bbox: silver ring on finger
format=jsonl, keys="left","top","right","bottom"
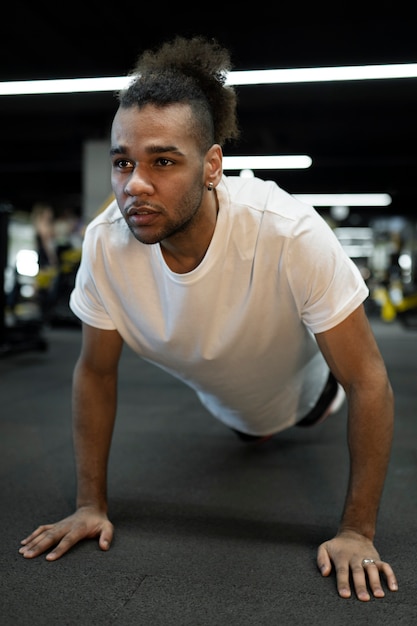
{"left": 362, "top": 558, "right": 376, "bottom": 567}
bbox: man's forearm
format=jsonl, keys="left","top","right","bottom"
{"left": 72, "top": 361, "right": 118, "bottom": 511}
{"left": 339, "top": 382, "right": 394, "bottom": 539}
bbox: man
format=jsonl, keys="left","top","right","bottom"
{"left": 19, "top": 36, "right": 398, "bottom": 602}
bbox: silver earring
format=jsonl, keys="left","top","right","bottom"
{"left": 207, "top": 182, "right": 214, "bottom": 191}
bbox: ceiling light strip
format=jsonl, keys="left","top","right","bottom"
{"left": 223, "top": 155, "right": 312, "bottom": 169}
{"left": 228, "top": 63, "right": 417, "bottom": 86}
{"left": 293, "top": 193, "right": 392, "bottom": 207}
{"left": 1, "top": 63, "right": 417, "bottom": 95}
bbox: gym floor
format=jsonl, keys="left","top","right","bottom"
{"left": 1, "top": 316, "right": 416, "bottom": 625}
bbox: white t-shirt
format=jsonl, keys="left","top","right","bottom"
{"left": 70, "top": 175, "right": 368, "bottom": 435}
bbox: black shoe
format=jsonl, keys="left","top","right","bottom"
{"left": 231, "top": 429, "right": 274, "bottom": 444}
{"left": 297, "top": 372, "right": 344, "bottom": 427}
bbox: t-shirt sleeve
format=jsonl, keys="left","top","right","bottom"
{"left": 69, "top": 226, "right": 117, "bottom": 330}
{"left": 286, "top": 212, "right": 369, "bottom": 334}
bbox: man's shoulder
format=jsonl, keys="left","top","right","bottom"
{"left": 85, "top": 198, "right": 123, "bottom": 234}
{"left": 222, "top": 174, "right": 277, "bottom": 199}
{"left": 222, "top": 175, "right": 314, "bottom": 219}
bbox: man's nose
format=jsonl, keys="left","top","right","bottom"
{"left": 124, "top": 168, "right": 153, "bottom": 196}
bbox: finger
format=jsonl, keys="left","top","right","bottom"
{"left": 352, "top": 559, "right": 395, "bottom": 601}
{"left": 98, "top": 523, "right": 114, "bottom": 552}
{"left": 366, "top": 561, "right": 398, "bottom": 598}
{"left": 359, "top": 561, "right": 385, "bottom": 599}
{"left": 20, "top": 524, "right": 54, "bottom": 545}
{"left": 316, "top": 544, "right": 332, "bottom": 577}
{"left": 45, "top": 534, "right": 80, "bottom": 561}
{"left": 349, "top": 564, "right": 372, "bottom": 602}
{"left": 19, "top": 527, "right": 66, "bottom": 559}
{"left": 335, "top": 563, "right": 353, "bottom": 599}
{"left": 378, "top": 561, "right": 399, "bottom": 592}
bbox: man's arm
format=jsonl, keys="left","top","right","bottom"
{"left": 315, "top": 304, "right": 398, "bottom": 601}
{"left": 19, "top": 323, "right": 123, "bottom": 560}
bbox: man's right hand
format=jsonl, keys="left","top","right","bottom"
{"left": 19, "top": 506, "right": 114, "bottom": 560}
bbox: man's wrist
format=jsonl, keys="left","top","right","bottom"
{"left": 337, "top": 524, "right": 376, "bottom": 541}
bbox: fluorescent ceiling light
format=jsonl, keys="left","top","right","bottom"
{"left": 0, "top": 76, "right": 129, "bottom": 96}
{"left": 223, "top": 155, "right": 312, "bottom": 170}
{"left": 1, "top": 62, "right": 417, "bottom": 95}
{"left": 227, "top": 63, "right": 417, "bottom": 86}
{"left": 293, "top": 193, "right": 392, "bottom": 207}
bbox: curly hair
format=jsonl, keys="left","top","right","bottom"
{"left": 118, "top": 36, "right": 240, "bottom": 151}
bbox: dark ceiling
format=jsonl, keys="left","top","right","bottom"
{"left": 1, "top": 2, "right": 416, "bottom": 223}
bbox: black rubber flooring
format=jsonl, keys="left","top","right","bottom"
{"left": 1, "top": 317, "right": 416, "bottom": 625}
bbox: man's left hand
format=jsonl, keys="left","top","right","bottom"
{"left": 317, "top": 529, "right": 398, "bottom": 601}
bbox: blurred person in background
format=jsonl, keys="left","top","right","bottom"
{"left": 49, "top": 207, "right": 84, "bottom": 324}
{"left": 31, "top": 202, "right": 58, "bottom": 320}
{"left": 31, "top": 202, "right": 57, "bottom": 269}
{"left": 20, "top": 36, "right": 398, "bottom": 602}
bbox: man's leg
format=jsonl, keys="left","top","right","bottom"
{"left": 231, "top": 371, "right": 345, "bottom": 443}
{"left": 296, "top": 372, "right": 345, "bottom": 427}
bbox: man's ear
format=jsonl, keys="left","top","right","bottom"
{"left": 205, "top": 144, "right": 223, "bottom": 188}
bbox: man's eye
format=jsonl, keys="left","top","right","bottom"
{"left": 157, "top": 158, "right": 173, "bottom": 166}
{"left": 115, "top": 159, "right": 132, "bottom": 169}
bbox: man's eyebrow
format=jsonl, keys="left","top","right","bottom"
{"left": 146, "top": 144, "right": 184, "bottom": 156}
{"left": 109, "top": 144, "right": 185, "bottom": 157}
{"left": 110, "top": 145, "right": 125, "bottom": 157}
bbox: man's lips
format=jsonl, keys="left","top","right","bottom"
{"left": 127, "top": 205, "right": 159, "bottom": 226}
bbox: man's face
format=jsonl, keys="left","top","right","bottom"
{"left": 110, "top": 103, "right": 209, "bottom": 246}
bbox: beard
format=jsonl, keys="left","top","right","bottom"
{"left": 123, "top": 181, "right": 206, "bottom": 246}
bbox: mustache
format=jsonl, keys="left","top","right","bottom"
{"left": 126, "top": 201, "right": 162, "bottom": 215}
